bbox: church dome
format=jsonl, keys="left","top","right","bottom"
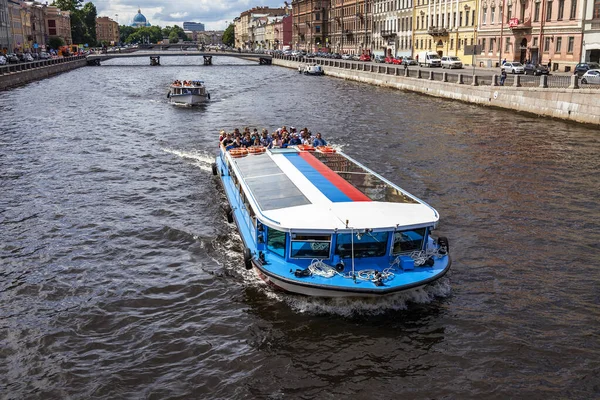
{"left": 131, "top": 9, "right": 150, "bottom": 27}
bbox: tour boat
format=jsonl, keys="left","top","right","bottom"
{"left": 167, "top": 80, "right": 210, "bottom": 106}
{"left": 213, "top": 142, "right": 451, "bottom": 297}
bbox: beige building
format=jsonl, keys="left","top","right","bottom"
{"left": 96, "top": 16, "right": 118, "bottom": 45}
{"left": 413, "top": 0, "right": 479, "bottom": 65}
{"left": 45, "top": 5, "right": 71, "bottom": 46}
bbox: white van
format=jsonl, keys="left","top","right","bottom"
{"left": 417, "top": 51, "right": 442, "bottom": 67}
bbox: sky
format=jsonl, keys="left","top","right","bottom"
{"left": 91, "top": 0, "right": 287, "bottom": 31}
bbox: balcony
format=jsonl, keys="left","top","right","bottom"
{"left": 344, "top": 29, "right": 353, "bottom": 36}
{"left": 381, "top": 29, "right": 397, "bottom": 38}
{"left": 427, "top": 27, "right": 448, "bottom": 36}
{"left": 509, "top": 17, "right": 532, "bottom": 30}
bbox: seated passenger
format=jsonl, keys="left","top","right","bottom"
{"left": 271, "top": 132, "right": 283, "bottom": 148}
{"left": 302, "top": 133, "right": 312, "bottom": 146}
{"left": 312, "top": 132, "right": 327, "bottom": 147}
{"left": 260, "top": 129, "right": 272, "bottom": 147}
{"left": 288, "top": 133, "right": 302, "bottom": 145}
{"left": 219, "top": 130, "right": 227, "bottom": 142}
{"left": 221, "top": 133, "right": 234, "bottom": 147}
{"left": 242, "top": 133, "right": 253, "bottom": 147}
{"left": 229, "top": 136, "right": 244, "bottom": 149}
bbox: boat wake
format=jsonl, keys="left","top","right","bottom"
{"left": 259, "top": 279, "right": 451, "bottom": 316}
{"left": 162, "top": 148, "right": 215, "bottom": 173}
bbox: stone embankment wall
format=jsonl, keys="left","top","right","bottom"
{"left": 275, "top": 58, "right": 600, "bottom": 126}
{"left": 0, "top": 57, "right": 87, "bottom": 91}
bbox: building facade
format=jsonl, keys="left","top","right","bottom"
{"left": 328, "top": 0, "right": 372, "bottom": 55}
{"left": 373, "top": 0, "right": 414, "bottom": 57}
{"left": 273, "top": 15, "right": 292, "bottom": 49}
{"left": 235, "top": 7, "right": 288, "bottom": 50}
{"left": 183, "top": 21, "right": 205, "bottom": 31}
{"left": 413, "top": 0, "right": 478, "bottom": 65}
{"left": 477, "top": 0, "right": 583, "bottom": 71}
{"left": 45, "top": 5, "right": 72, "bottom": 46}
{"left": 130, "top": 8, "right": 150, "bottom": 27}
{"left": 0, "top": 0, "right": 9, "bottom": 52}
{"left": 292, "top": 0, "right": 330, "bottom": 52}
{"left": 96, "top": 16, "right": 119, "bottom": 45}
{"left": 581, "top": 0, "right": 600, "bottom": 62}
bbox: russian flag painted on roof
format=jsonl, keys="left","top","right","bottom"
{"left": 283, "top": 152, "right": 371, "bottom": 203}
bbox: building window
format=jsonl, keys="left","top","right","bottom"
{"left": 458, "top": 38, "right": 462, "bottom": 50}
{"left": 570, "top": 0, "right": 577, "bottom": 19}
{"left": 459, "top": 11, "right": 463, "bottom": 26}
{"left": 490, "top": 38, "right": 494, "bottom": 52}
{"left": 547, "top": 1, "right": 553, "bottom": 20}
{"left": 473, "top": 10, "right": 476, "bottom": 25}
{"left": 594, "top": 0, "right": 600, "bottom": 18}
{"left": 558, "top": 0, "right": 565, "bottom": 19}
{"left": 533, "top": 37, "right": 539, "bottom": 47}
{"left": 507, "top": 4, "right": 513, "bottom": 20}
{"left": 316, "top": 12, "right": 321, "bottom": 21}
{"left": 567, "top": 36, "right": 574, "bottom": 52}
{"left": 483, "top": 7, "right": 487, "bottom": 24}
{"left": 482, "top": 38, "right": 486, "bottom": 52}
{"left": 544, "top": 37, "right": 551, "bottom": 52}
{"left": 555, "top": 36, "right": 562, "bottom": 53}
{"left": 450, "top": 38, "right": 454, "bottom": 49}
{"left": 505, "top": 37, "right": 511, "bottom": 52}
{"left": 534, "top": 2, "right": 541, "bottom": 21}
{"left": 465, "top": 11, "right": 469, "bottom": 26}
{"left": 316, "top": 25, "right": 321, "bottom": 33}
{"left": 491, "top": 7, "right": 496, "bottom": 23}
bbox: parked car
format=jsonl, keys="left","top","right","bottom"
{"left": 6, "top": 53, "right": 19, "bottom": 63}
{"left": 39, "top": 52, "right": 50, "bottom": 60}
{"left": 417, "top": 51, "right": 442, "bottom": 67}
{"left": 580, "top": 69, "right": 600, "bottom": 84}
{"left": 373, "top": 55, "right": 386, "bottom": 63}
{"left": 359, "top": 54, "right": 371, "bottom": 62}
{"left": 573, "top": 62, "right": 600, "bottom": 76}
{"left": 502, "top": 62, "right": 525, "bottom": 74}
{"left": 385, "top": 56, "right": 395, "bottom": 64}
{"left": 392, "top": 57, "right": 403, "bottom": 65}
{"left": 19, "top": 53, "right": 34, "bottom": 62}
{"left": 441, "top": 56, "right": 463, "bottom": 69}
{"left": 401, "top": 56, "right": 417, "bottom": 65}
{"left": 0, "top": 55, "right": 6, "bottom": 65}
{"left": 341, "top": 53, "right": 352, "bottom": 60}
{"left": 524, "top": 63, "right": 549, "bottom": 76}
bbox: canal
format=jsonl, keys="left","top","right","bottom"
{"left": 1, "top": 56, "right": 599, "bottom": 399}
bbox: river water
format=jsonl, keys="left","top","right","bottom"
{"left": 1, "top": 56, "right": 599, "bottom": 399}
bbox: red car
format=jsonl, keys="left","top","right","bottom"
{"left": 385, "top": 56, "right": 395, "bottom": 64}
{"left": 392, "top": 57, "right": 403, "bottom": 65}
{"left": 359, "top": 54, "right": 371, "bottom": 62}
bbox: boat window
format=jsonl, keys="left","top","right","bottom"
{"left": 267, "top": 226, "right": 286, "bottom": 258}
{"left": 290, "top": 234, "right": 331, "bottom": 258}
{"left": 392, "top": 228, "right": 427, "bottom": 254}
{"left": 335, "top": 232, "right": 389, "bottom": 258}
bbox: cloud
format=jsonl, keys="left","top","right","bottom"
{"left": 95, "top": 0, "right": 286, "bottom": 30}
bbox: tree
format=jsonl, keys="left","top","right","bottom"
{"left": 50, "top": 0, "right": 83, "bottom": 12}
{"left": 168, "top": 31, "right": 179, "bottom": 44}
{"left": 80, "top": 2, "right": 98, "bottom": 45}
{"left": 48, "top": 36, "right": 65, "bottom": 50}
{"left": 222, "top": 24, "right": 234, "bottom": 47}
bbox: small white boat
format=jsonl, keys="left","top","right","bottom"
{"left": 213, "top": 140, "right": 451, "bottom": 298}
{"left": 167, "top": 80, "right": 210, "bottom": 106}
{"left": 299, "top": 63, "right": 324, "bottom": 76}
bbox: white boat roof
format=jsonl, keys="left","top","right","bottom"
{"left": 227, "top": 148, "right": 439, "bottom": 233}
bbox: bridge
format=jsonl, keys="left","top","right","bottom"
{"left": 86, "top": 50, "right": 272, "bottom": 66}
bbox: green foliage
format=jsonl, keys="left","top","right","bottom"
{"left": 48, "top": 36, "right": 65, "bottom": 50}
{"left": 50, "top": 0, "right": 83, "bottom": 11}
{"left": 124, "top": 26, "right": 163, "bottom": 44}
{"left": 222, "top": 24, "right": 234, "bottom": 47}
{"left": 168, "top": 31, "right": 179, "bottom": 44}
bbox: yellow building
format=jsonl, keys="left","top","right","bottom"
{"left": 413, "top": 0, "right": 478, "bottom": 65}
{"left": 96, "top": 16, "right": 119, "bottom": 45}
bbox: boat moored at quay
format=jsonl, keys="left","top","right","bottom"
{"left": 167, "top": 80, "right": 210, "bottom": 106}
{"left": 213, "top": 141, "right": 451, "bottom": 297}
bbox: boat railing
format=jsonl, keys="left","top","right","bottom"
{"left": 340, "top": 151, "right": 439, "bottom": 219}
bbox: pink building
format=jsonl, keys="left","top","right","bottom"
{"left": 477, "top": 0, "right": 583, "bottom": 72}
{"left": 274, "top": 15, "right": 292, "bottom": 49}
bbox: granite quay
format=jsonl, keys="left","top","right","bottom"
{"left": 0, "top": 56, "right": 87, "bottom": 91}
{"left": 273, "top": 55, "right": 600, "bottom": 126}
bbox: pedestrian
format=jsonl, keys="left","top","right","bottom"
{"left": 500, "top": 69, "right": 507, "bottom": 86}
{"left": 502, "top": 58, "right": 506, "bottom": 65}
{"left": 547, "top": 59, "right": 552, "bottom": 69}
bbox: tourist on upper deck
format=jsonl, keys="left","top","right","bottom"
{"left": 219, "top": 130, "right": 227, "bottom": 142}
{"left": 271, "top": 132, "right": 283, "bottom": 148}
{"left": 288, "top": 133, "right": 302, "bottom": 145}
{"left": 230, "top": 136, "right": 244, "bottom": 149}
{"left": 233, "top": 128, "right": 241, "bottom": 137}
{"left": 313, "top": 132, "right": 327, "bottom": 147}
{"left": 260, "top": 129, "right": 272, "bottom": 147}
{"left": 221, "top": 133, "right": 234, "bottom": 146}
{"left": 302, "top": 132, "right": 312, "bottom": 146}
{"left": 242, "top": 133, "right": 253, "bottom": 147}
